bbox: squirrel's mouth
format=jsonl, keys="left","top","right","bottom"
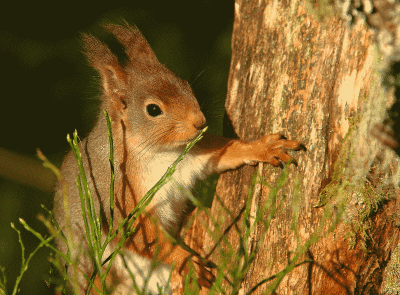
{"left": 165, "top": 125, "right": 206, "bottom": 148}
{"left": 174, "top": 132, "right": 202, "bottom": 147}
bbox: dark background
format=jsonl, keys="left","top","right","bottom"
{"left": 0, "top": 1, "right": 233, "bottom": 294}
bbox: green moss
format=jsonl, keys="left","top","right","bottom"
{"left": 343, "top": 181, "right": 387, "bottom": 250}
{"left": 314, "top": 114, "right": 361, "bottom": 208}
{"left": 312, "top": 111, "right": 391, "bottom": 250}
{"left": 313, "top": 98, "right": 397, "bottom": 250}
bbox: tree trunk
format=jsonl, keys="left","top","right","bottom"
{"left": 190, "top": 0, "right": 400, "bottom": 294}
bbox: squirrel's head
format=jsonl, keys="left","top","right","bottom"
{"left": 83, "top": 23, "right": 206, "bottom": 152}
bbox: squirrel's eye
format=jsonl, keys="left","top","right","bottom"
{"left": 146, "top": 104, "right": 163, "bottom": 117}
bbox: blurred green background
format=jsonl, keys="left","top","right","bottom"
{"left": 0, "top": 1, "right": 233, "bottom": 294}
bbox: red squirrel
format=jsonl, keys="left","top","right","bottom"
{"left": 54, "top": 23, "right": 304, "bottom": 294}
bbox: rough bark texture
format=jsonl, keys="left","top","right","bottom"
{"left": 190, "top": 0, "right": 400, "bottom": 294}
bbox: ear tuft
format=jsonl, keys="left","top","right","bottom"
{"left": 83, "top": 33, "right": 127, "bottom": 104}
{"left": 83, "top": 34, "right": 115, "bottom": 69}
{"left": 104, "top": 23, "right": 159, "bottom": 66}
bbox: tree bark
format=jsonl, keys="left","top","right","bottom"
{"left": 191, "top": 0, "right": 400, "bottom": 294}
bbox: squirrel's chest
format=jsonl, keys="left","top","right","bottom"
{"left": 144, "top": 152, "right": 204, "bottom": 188}
{"left": 138, "top": 151, "right": 208, "bottom": 232}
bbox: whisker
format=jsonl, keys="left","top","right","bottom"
{"left": 131, "top": 126, "right": 174, "bottom": 160}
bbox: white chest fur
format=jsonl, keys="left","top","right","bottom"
{"left": 139, "top": 149, "right": 208, "bottom": 232}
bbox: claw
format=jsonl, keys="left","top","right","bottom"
{"left": 269, "top": 156, "right": 283, "bottom": 167}
{"left": 197, "top": 267, "right": 215, "bottom": 289}
{"left": 281, "top": 139, "right": 303, "bottom": 150}
{"left": 182, "top": 255, "right": 216, "bottom": 289}
{"left": 261, "top": 134, "right": 285, "bottom": 144}
{"left": 298, "top": 143, "right": 307, "bottom": 151}
{"left": 193, "top": 257, "right": 217, "bottom": 269}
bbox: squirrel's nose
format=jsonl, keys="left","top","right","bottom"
{"left": 193, "top": 113, "right": 207, "bottom": 130}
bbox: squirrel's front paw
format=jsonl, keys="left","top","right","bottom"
{"left": 246, "top": 134, "right": 306, "bottom": 168}
{"left": 177, "top": 255, "right": 215, "bottom": 289}
{"left": 191, "top": 256, "right": 215, "bottom": 288}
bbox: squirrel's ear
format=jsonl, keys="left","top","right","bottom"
{"left": 83, "top": 34, "right": 127, "bottom": 107}
{"left": 105, "top": 23, "right": 159, "bottom": 65}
